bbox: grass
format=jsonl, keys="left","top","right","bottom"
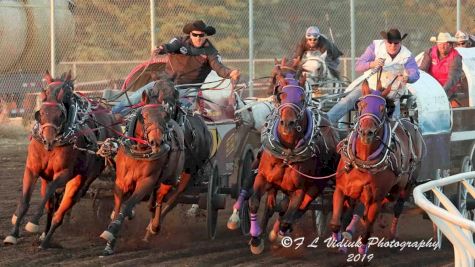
{"left": 0, "top": 118, "right": 30, "bottom": 145}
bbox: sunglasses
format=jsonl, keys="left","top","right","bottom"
{"left": 307, "top": 38, "right": 317, "bottom": 42}
{"left": 456, "top": 42, "right": 467, "bottom": 46}
{"left": 191, "top": 32, "right": 206, "bottom": 38}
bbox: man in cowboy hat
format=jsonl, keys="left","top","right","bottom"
{"left": 327, "top": 28, "right": 419, "bottom": 123}
{"left": 420, "top": 32, "right": 463, "bottom": 106}
{"left": 292, "top": 26, "right": 343, "bottom": 78}
{"left": 153, "top": 20, "right": 240, "bottom": 85}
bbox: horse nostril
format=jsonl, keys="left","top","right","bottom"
{"left": 280, "top": 120, "right": 284, "bottom": 126}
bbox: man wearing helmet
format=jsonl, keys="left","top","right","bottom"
{"left": 292, "top": 26, "right": 343, "bottom": 78}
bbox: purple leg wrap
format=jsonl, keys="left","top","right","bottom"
{"left": 250, "top": 213, "right": 261, "bottom": 237}
{"left": 233, "top": 189, "right": 248, "bottom": 211}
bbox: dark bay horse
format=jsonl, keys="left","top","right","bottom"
{"left": 329, "top": 79, "right": 424, "bottom": 254}
{"left": 4, "top": 71, "right": 120, "bottom": 248}
{"left": 247, "top": 60, "right": 339, "bottom": 254}
{"left": 100, "top": 89, "right": 186, "bottom": 255}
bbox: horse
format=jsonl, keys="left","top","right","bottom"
{"left": 3, "top": 71, "right": 120, "bottom": 248}
{"left": 246, "top": 59, "right": 339, "bottom": 254}
{"left": 329, "top": 79, "right": 425, "bottom": 254}
{"left": 99, "top": 89, "right": 186, "bottom": 255}
{"left": 299, "top": 50, "right": 346, "bottom": 99}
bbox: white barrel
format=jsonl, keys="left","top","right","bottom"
{"left": 5, "top": 0, "right": 75, "bottom": 73}
{"left": 0, "top": 0, "right": 28, "bottom": 72}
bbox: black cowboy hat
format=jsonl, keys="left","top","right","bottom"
{"left": 380, "top": 28, "right": 408, "bottom": 42}
{"left": 183, "top": 20, "right": 216, "bottom": 36}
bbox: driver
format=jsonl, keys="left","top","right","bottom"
{"left": 326, "top": 28, "right": 420, "bottom": 123}
{"left": 292, "top": 26, "right": 343, "bottom": 79}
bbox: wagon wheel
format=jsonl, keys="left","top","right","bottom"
{"left": 311, "top": 192, "right": 331, "bottom": 237}
{"left": 459, "top": 156, "right": 474, "bottom": 221}
{"left": 432, "top": 169, "right": 449, "bottom": 249}
{"left": 239, "top": 150, "right": 254, "bottom": 236}
{"left": 207, "top": 165, "right": 220, "bottom": 240}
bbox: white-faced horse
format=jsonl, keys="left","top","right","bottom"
{"left": 300, "top": 50, "right": 346, "bottom": 99}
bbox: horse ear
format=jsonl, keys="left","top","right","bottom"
{"left": 281, "top": 57, "right": 287, "bottom": 67}
{"left": 361, "top": 79, "right": 371, "bottom": 96}
{"left": 40, "top": 90, "right": 47, "bottom": 102}
{"left": 157, "top": 90, "right": 164, "bottom": 103}
{"left": 292, "top": 57, "right": 301, "bottom": 69}
{"left": 274, "top": 58, "right": 279, "bottom": 65}
{"left": 44, "top": 71, "right": 53, "bottom": 84}
{"left": 381, "top": 83, "right": 392, "bottom": 98}
{"left": 141, "top": 90, "right": 149, "bottom": 104}
{"left": 299, "top": 73, "right": 306, "bottom": 87}
{"left": 65, "top": 70, "right": 72, "bottom": 81}
{"left": 57, "top": 88, "right": 65, "bottom": 102}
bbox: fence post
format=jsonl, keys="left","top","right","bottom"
{"left": 248, "top": 0, "right": 254, "bottom": 97}
{"left": 456, "top": 0, "right": 461, "bottom": 31}
{"left": 50, "top": 0, "right": 56, "bottom": 77}
{"left": 150, "top": 0, "right": 156, "bottom": 50}
{"left": 350, "top": 0, "right": 355, "bottom": 81}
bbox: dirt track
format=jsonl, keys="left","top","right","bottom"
{"left": 0, "top": 139, "right": 455, "bottom": 267}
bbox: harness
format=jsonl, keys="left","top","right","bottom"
{"left": 32, "top": 93, "right": 94, "bottom": 148}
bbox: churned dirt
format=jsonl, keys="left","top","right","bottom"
{"left": 0, "top": 123, "right": 454, "bottom": 267}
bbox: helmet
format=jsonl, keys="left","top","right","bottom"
{"left": 455, "top": 31, "right": 469, "bottom": 42}
{"left": 306, "top": 26, "right": 320, "bottom": 39}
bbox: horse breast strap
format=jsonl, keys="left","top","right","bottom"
{"left": 262, "top": 108, "right": 319, "bottom": 163}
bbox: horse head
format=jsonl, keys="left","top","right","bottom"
{"left": 151, "top": 74, "right": 179, "bottom": 116}
{"left": 138, "top": 90, "right": 168, "bottom": 154}
{"left": 275, "top": 69, "right": 308, "bottom": 146}
{"left": 35, "top": 71, "right": 74, "bottom": 150}
{"left": 300, "top": 50, "right": 327, "bottom": 81}
{"left": 268, "top": 57, "right": 302, "bottom": 96}
{"left": 356, "top": 79, "right": 392, "bottom": 145}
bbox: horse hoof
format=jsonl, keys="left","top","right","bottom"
{"left": 25, "top": 222, "right": 39, "bottom": 233}
{"left": 39, "top": 232, "right": 46, "bottom": 242}
{"left": 227, "top": 214, "right": 240, "bottom": 230}
{"left": 11, "top": 214, "right": 17, "bottom": 225}
{"left": 101, "top": 246, "right": 114, "bottom": 257}
{"left": 268, "top": 229, "right": 278, "bottom": 242}
{"left": 342, "top": 230, "right": 353, "bottom": 241}
{"left": 250, "top": 238, "right": 264, "bottom": 255}
{"left": 100, "top": 230, "right": 115, "bottom": 242}
{"left": 3, "top": 235, "right": 17, "bottom": 245}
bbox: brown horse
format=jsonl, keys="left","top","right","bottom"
{"left": 329, "top": 79, "right": 424, "bottom": 254}
{"left": 3, "top": 71, "right": 120, "bottom": 248}
{"left": 248, "top": 60, "right": 339, "bottom": 254}
{"left": 100, "top": 89, "right": 185, "bottom": 256}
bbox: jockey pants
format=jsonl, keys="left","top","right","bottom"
{"left": 111, "top": 81, "right": 156, "bottom": 116}
{"left": 326, "top": 87, "right": 400, "bottom": 124}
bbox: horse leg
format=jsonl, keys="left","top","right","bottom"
{"left": 248, "top": 173, "right": 266, "bottom": 254}
{"left": 4, "top": 167, "right": 39, "bottom": 245}
{"left": 27, "top": 171, "right": 71, "bottom": 233}
{"left": 389, "top": 190, "right": 409, "bottom": 240}
{"left": 329, "top": 187, "right": 347, "bottom": 253}
{"left": 279, "top": 189, "right": 304, "bottom": 237}
{"left": 359, "top": 201, "right": 381, "bottom": 255}
{"left": 161, "top": 172, "right": 192, "bottom": 218}
{"left": 343, "top": 202, "right": 363, "bottom": 241}
{"left": 39, "top": 175, "right": 84, "bottom": 249}
{"left": 269, "top": 195, "right": 289, "bottom": 243}
{"left": 228, "top": 155, "right": 260, "bottom": 230}
{"left": 143, "top": 183, "right": 173, "bottom": 242}
{"left": 41, "top": 179, "right": 54, "bottom": 242}
{"left": 260, "top": 189, "right": 277, "bottom": 241}
{"left": 100, "top": 177, "right": 155, "bottom": 254}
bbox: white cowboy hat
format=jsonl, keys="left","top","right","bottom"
{"left": 430, "top": 32, "right": 456, "bottom": 43}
